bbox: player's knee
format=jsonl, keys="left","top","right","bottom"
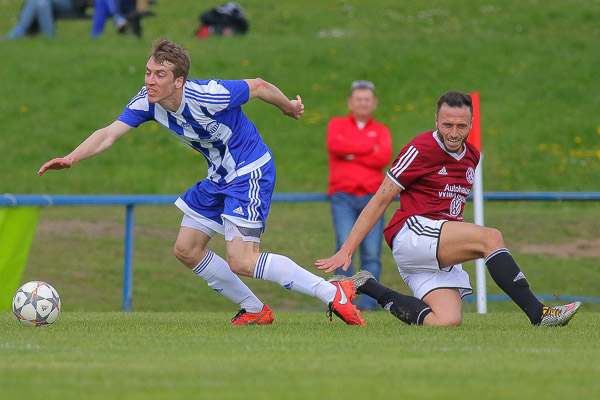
{"left": 441, "top": 314, "right": 462, "bottom": 326}
{"left": 173, "top": 241, "right": 185, "bottom": 260}
{"left": 483, "top": 228, "right": 505, "bottom": 254}
{"left": 173, "top": 241, "right": 198, "bottom": 267}
{"left": 423, "top": 311, "right": 462, "bottom": 326}
{"left": 226, "top": 256, "right": 254, "bottom": 277}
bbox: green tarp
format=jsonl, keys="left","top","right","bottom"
{"left": 0, "top": 207, "right": 40, "bottom": 310}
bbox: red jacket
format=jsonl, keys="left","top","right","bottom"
{"left": 327, "top": 114, "right": 393, "bottom": 196}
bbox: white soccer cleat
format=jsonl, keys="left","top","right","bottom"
{"left": 539, "top": 301, "right": 581, "bottom": 327}
{"left": 328, "top": 270, "right": 375, "bottom": 294}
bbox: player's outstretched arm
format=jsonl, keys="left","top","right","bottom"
{"left": 316, "top": 176, "right": 401, "bottom": 274}
{"left": 245, "top": 78, "right": 304, "bottom": 119}
{"left": 38, "top": 121, "right": 132, "bottom": 176}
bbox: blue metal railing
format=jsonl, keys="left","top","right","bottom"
{"left": 2, "top": 192, "right": 599, "bottom": 311}
{"left": 3, "top": 191, "right": 600, "bottom": 207}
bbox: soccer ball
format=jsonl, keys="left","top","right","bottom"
{"left": 12, "top": 281, "right": 61, "bottom": 327}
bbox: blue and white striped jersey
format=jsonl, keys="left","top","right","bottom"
{"left": 118, "top": 79, "right": 272, "bottom": 184}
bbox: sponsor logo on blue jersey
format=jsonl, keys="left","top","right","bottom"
{"left": 206, "top": 121, "right": 219, "bottom": 134}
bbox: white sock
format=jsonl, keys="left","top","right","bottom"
{"left": 254, "top": 253, "right": 337, "bottom": 304}
{"left": 193, "top": 250, "right": 264, "bottom": 313}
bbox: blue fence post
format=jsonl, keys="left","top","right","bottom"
{"left": 122, "top": 204, "right": 135, "bottom": 312}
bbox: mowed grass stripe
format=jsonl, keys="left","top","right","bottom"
{"left": 1, "top": 311, "right": 599, "bottom": 399}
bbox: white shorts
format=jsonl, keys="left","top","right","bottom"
{"left": 391, "top": 216, "right": 473, "bottom": 300}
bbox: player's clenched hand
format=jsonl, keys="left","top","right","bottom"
{"left": 315, "top": 249, "right": 352, "bottom": 274}
{"left": 286, "top": 95, "right": 304, "bottom": 119}
{"left": 38, "top": 158, "right": 73, "bottom": 176}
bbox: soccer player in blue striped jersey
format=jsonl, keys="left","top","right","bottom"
{"left": 39, "top": 38, "right": 364, "bottom": 326}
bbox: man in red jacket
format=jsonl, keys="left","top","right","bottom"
{"left": 326, "top": 80, "right": 393, "bottom": 311}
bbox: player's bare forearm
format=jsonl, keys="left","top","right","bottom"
{"left": 348, "top": 177, "right": 399, "bottom": 243}
{"left": 245, "top": 78, "right": 304, "bottom": 119}
{"left": 38, "top": 121, "right": 131, "bottom": 176}
{"left": 316, "top": 176, "right": 400, "bottom": 273}
{"left": 340, "top": 187, "right": 393, "bottom": 254}
{"left": 38, "top": 130, "right": 109, "bottom": 176}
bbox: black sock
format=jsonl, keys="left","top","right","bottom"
{"left": 358, "top": 279, "right": 432, "bottom": 325}
{"left": 485, "top": 248, "right": 544, "bottom": 324}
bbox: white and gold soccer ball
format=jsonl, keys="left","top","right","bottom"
{"left": 12, "top": 281, "right": 61, "bottom": 327}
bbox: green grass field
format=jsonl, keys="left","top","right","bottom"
{"left": 2, "top": 200, "right": 598, "bottom": 398}
{"left": 1, "top": 311, "right": 599, "bottom": 400}
{"left": 2, "top": 0, "right": 600, "bottom": 398}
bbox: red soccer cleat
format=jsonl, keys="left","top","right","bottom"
{"left": 230, "top": 304, "right": 274, "bottom": 326}
{"left": 328, "top": 281, "right": 366, "bottom": 326}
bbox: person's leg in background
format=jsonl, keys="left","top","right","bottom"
{"left": 91, "top": 0, "right": 122, "bottom": 37}
{"left": 356, "top": 193, "right": 384, "bottom": 311}
{"left": 5, "top": 0, "right": 39, "bottom": 39}
{"left": 330, "top": 192, "right": 359, "bottom": 277}
{"left": 38, "top": 0, "right": 74, "bottom": 37}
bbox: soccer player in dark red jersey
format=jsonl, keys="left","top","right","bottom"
{"left": 317, "top": 91, "right": 580, "bottom": 327}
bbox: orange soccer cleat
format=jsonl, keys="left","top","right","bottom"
{"left": 230, "top": 304, "right": 274, "bottom": 326}
{"left": 328, "top": 281, "right": 366, "bottom": 326}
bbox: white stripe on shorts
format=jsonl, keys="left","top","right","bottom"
{"left": 247, "top": 168, "right": 263, "bottom": 222}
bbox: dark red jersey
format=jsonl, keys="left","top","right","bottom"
{"left": 383, "top": 131, "right": 481, "bottom": 247}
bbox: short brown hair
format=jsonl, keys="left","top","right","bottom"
{"left": 150, "top": 38, "right": 191, "bottom": 81}
{"left": 437, "top": 91, "right": 473, "bottom": 116}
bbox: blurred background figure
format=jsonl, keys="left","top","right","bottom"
{"left": 91, "top": 0, "right": 155, "bottom": 38}
{"left": 5, "top": 0, "right": 89, "bottom": 40}
{"left": 90, "top": 0, "right": 128, "bottom": 38}
{"left": 195, "top": 2, "right": 248, "bottom": 39}
{"left": 325, "top": 80, "right": 393, "bottom": 311}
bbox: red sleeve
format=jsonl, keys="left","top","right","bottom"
{"left": 353, "top": 125, "right": 393, "bottom": 169}
{"left": 326, "top": 118, "right": 376, "bottom": 157}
